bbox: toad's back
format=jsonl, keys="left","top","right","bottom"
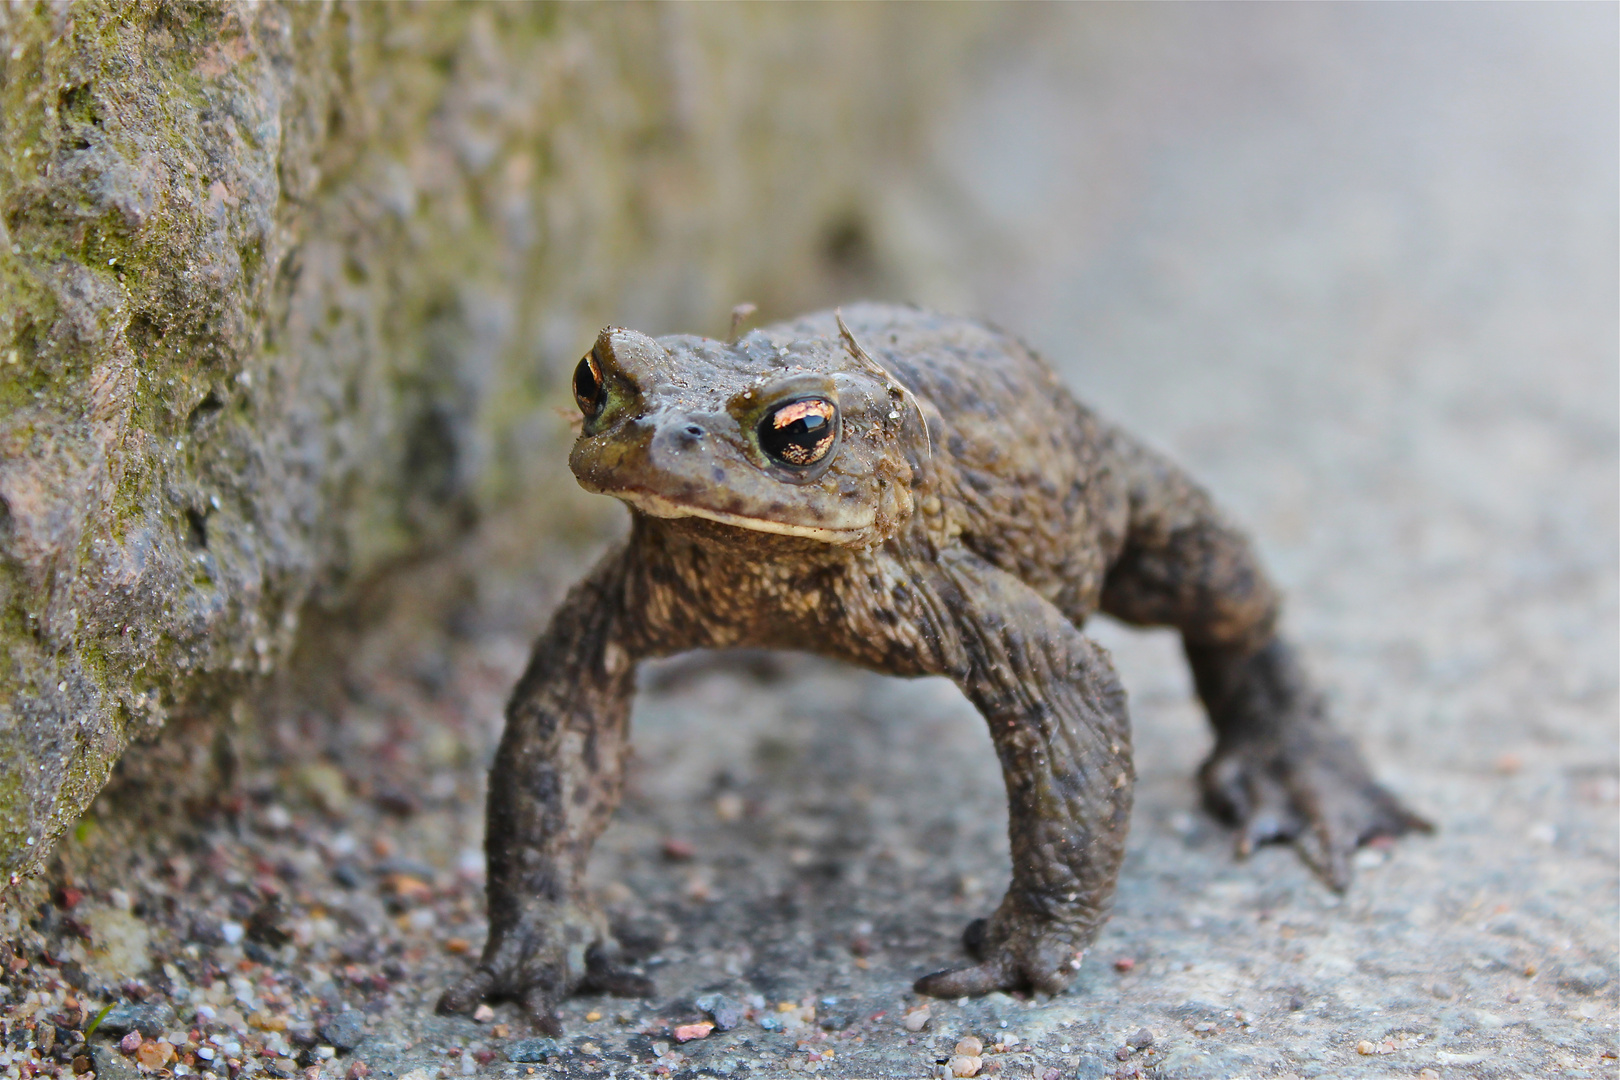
{"left": 775, "top": 303, "right": 1132, "bottom": 621}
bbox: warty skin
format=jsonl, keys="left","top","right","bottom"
{"left": 439, "top": 303, "right": 1428, "bottom": 1031}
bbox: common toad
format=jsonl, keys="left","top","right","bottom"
{"left": 439, "top": 304, "right": 1427, "bottom": 1030}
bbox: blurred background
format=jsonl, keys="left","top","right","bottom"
{"left": 0, "top": 3, "right": 1613, "bottom": 1076}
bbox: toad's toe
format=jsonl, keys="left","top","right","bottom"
{"left": 579, "top": 944, "right": 657, "bottom": 998}
{"left": 520, "top": 985, "right": 563, "bottom": 1036}
{"left": 436, "top": 968, "right": 496, "bottom": 1017}
{"left": 914, "top": 959, "right": 1016, "bottom": 998}
{"left": 1201, "top": 734, "right": 1431, "bottom": 890}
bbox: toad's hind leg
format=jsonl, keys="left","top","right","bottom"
{"left": 905, "top": 551, "right": 1133, "bottom": 998}
{"left": 1098, "top": 435, "right": 1429, "bottom": 889}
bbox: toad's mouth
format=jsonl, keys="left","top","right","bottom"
{"left": 608, "top": 487, "right": 872, "bottom": 544}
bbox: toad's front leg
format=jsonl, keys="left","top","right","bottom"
{"left": 908, "top": 553, "right": 1134, "bottom": 997}
{"left": 438, "top": 547, "right": 656, "bottom": 1032}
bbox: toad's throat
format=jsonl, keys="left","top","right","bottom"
{"left": 609, "top": 487, "right": 870, "bottom": 543}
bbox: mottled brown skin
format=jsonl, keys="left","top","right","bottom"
{"left": 439, "top": 304, "right": 1428, "bottom": 1031}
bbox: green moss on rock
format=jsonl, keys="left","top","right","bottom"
{"left": 0, "top": 1, "right": 989, "bottom": 887}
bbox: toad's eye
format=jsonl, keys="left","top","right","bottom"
{"left": 757, "top": 397, "right": 838, "bottom": 468}
{"left": 573, "top": 351, "right": 604, "bottom": 419}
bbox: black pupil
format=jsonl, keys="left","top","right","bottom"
{"left": 759, "top": 400, "right": 835, "bottom": 467}
{"left": 573, "top": 356, "right": 601, "bottom": 415}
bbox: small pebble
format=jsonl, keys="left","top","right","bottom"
{"left": 1419, "top": 1071, "right": 1440, "bottom": 1080}
{"left": 694, "top": 993, "right": 744, "bottom": 1032}
{"left": 102, "top": 1002, "right": 179, "bottom": 1039}
{"left": 1041, "top": 1070, "right": 1062, "bottom": 1080}
{"left": 1352, "top": 847, "right": 1385, "bottom": 870}
{"left": 1193, "top": 1022, "right": 1214, "bottom": 1033}
{"left": 819, "top": 1011, "right": 853, "bottom": 1032}
{"left": 1112, "top": 957, "right": 1135, "bottom": 973}
{"left": 251, "top": 1012, "right": 290, "bottom": 1033}
{"left": 672, "top": 1022, "right": 713, "bottom": 1043}
{"left": 456, "top": 848, "right": 486, "bottom": 877}
{"left": 947, "top": 1053, "right": 982, "bottom": 1077}
{"left": 320, "top": 1012, "right": 367, "bottom": 1053}
{"left": 954, "top": 1037, "right": 983, "bottom": 1057}
{"left": 136, "top": 1041, "right": 177, "bottom": 1070}
{"left": 714, "top": 793, "right": 744, "bottom": 822}
{"left": 331, "top": 863, "right": 365, "bottom": 890}
{"left": 1127, "top": 1028, "right": 1154, "bottom": 1049}
{"left": 1114, "top": 1046, "right": 1131, "bottom": 1061}
{"left": 902, "top": 1006, "right": 931, "bottom": 1032}
{"left": 263, "top": 804, "right": 292, "bottom": 831}
{"left": 91, "top": 1045, "right": 137, "bottom": 1080}
{"left": 120, "top": 1033, "right": 143, "bottom": 1054}
{"left": 661, "top": 838, "right": 695, "bottom": 860}
{"left": 505, "top": 1038, "right": 560, "bottom": 1063}
{"left": 1356, "top": 1040, "right": 1377, "bottom": 1055}
{"left": 472, "top": 1004, "right": 495, "bottom": 1024}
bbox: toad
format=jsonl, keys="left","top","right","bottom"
{"left": 440, "top": 304, "right": 1427, "bottom": 1030}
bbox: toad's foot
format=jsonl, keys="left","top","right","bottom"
{"left": 437, "top": 910, "right": 653, "bottom": 1033}
{"left": 914, "top": 909, "right": 1087, "bottom": 998}
{"left": 1200, "top": 726, "right": 1431, "bottom": 891}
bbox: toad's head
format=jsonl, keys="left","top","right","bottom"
{"left": 567, "top": 318, "right": 927, "bottom": 547}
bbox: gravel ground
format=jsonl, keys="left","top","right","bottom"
{"left": 2, "top": 6, "right": 1614, "bottom": 1080}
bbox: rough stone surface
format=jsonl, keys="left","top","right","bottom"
{"left": 87, "top": 1043, "right": 139, "bottom": 1080}
{"left": 0, "top": 5, "right": 1613, "bottom": 1080}
{"left": 504, "top": 1038, "right": 560, "bottom": 1064}
{"left": 319, "top": 1011, "right": 367, "bottom": 1054}
{"left": 0, "top": 2, "right": 988, "bottom": 882}
{"left": 93, "top": 1000, "right": 175, "bottom": 1039}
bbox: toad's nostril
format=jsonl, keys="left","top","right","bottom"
{"left": 684, "top": 425, "right": 703, "bottom": 437}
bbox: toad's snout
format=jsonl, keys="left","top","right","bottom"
{"left": 653, "top": 415, "right": 709, "bottom": 453}
{"left": 643, "top": 414, "right": 720, "bottom": 477}
{"left": 571, "top": 411, "right": 731, "bottom": 502}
